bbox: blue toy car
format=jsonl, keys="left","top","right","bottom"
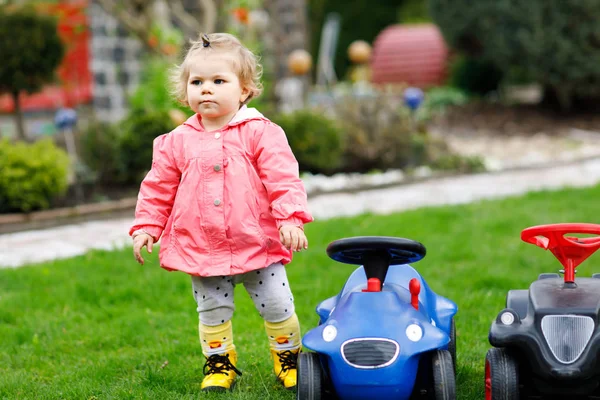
{"left": 298, "top": 236, "right": 458, "bottom": 400}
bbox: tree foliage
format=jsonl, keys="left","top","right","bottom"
{"left": 0, "top": 5, "right": 64, "bottom": 140}
{"left": 429, "top": 0, "right": 600, "bottom": 109}
{"left": 95, "top": 0, "right": 220, "bottom": 57}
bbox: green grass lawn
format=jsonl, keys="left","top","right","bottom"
{"left": 3, "top": 184, "right": 600, "bottom": 399}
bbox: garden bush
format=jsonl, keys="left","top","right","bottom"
{"left": 449, "top": 56, "right": 503, "bottom": 96}
{"left": 118, "top": 111, "right": 177, "bottom": 184}
{"left": 0, "top": 138, "right": 70, "bottom": 213}
{"left": 273, "top": 109, "right": 343, "bottom": 175}
{"left": 80, "top": 121, "right": 121, "bottom": 185}
{"left": 128, "top": 56, "right": 190, "bottom": 116}
{"left": 332, "top": 91, "right": 418, "bottom": 172}
{"left": 429, "top": 0, "right": 600, "bottom": 109}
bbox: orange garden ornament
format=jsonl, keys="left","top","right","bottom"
{"left": 348, "top": 40, "right": 372, "bottom": 64}
{"left": 232, "top": 7, "right": 249, "bottom": 24}
{"left": 287, "top": 49, "right": 312, "bottom": 75}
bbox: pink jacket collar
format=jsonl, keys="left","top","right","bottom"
{"left": 183, "top": 105, "right": 267, "bottom": 131}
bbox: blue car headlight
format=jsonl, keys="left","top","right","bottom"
{"left": 406, "top": 323, "right": 423, "bottom": 342}
{"left": 322, "top": 324, "right": 338, "bottom": 342}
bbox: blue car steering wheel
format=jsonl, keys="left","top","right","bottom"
{"left": 326, "top": 236, "right": 426, "bottom": 286}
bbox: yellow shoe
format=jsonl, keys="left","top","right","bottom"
{"left": 201, "top": 350, "right": 241, "bottom": 392}
{"left": 271, "top": 348, "right": 300, "bottom": 390}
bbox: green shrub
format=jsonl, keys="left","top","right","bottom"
{"left": 118, "top": 111, "right": 177, "bottom": 183}
{"left": 430, "top": 154, "right": 487, "bottom": 173}
{"left": 449, "top": 56, "right": 503, "bottom": 96}
{"left": 273, "top": 110, "right": 343, "bottom": 175}
{"left": 398, "top": 0, "right": 431, "bottom": 23}
{"left": 0, "top": 138, "right": 70, "bottom": 213}
{"left": 128, "top": 56, "right": 189, "bottom": 115}
{"left": 332, "top": 91, "right": 417, "bottom": 172}
{"left": 429, "top": 0, "right": 600, "bottom": 109}
{"left": 423, "top": 86, "right": 469, "bottom": 115}
{"left": 80, "top": 121, "right": 121, "bottom": 184}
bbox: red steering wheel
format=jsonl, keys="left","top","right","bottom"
{"left": 521, "top": 223, "right": 600, "bottom": 283}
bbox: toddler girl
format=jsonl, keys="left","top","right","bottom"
{"left": 129, "top": 32, "right": 312, "bottom": 392}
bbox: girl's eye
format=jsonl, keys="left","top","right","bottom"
{"left": 214, "top": 79, "right": 225, "bottom": 84}
{"left": 191, "top": 80, "right": 201, "bottom": 85}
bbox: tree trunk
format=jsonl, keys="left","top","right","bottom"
{"left": 12, "top": 91, "right": 27, "bottom": 141}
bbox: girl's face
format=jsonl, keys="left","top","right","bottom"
{"left": 186, "top": 53, "right": 249, "bottom": 131}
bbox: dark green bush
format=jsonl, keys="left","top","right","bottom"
{"left": 0, "top": 138, "right": 70, "bottom": 213}
{"left": 118, "top": 111, "right": 177, "bottom": 183}
{"left": 429, "top": 0, "right": 600, "bottom": 109}
{"left": 449, "top": 56, "right": 503, "bottom": 96}
{"left": 80, "top": 121, "right": 121, "bottom": 184}
{"left": 273, "top": 110, "right": 343, "bottom": 175}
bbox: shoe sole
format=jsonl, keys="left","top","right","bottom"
{"left": 202, "top": 381, "right": 237, "bottom": 392}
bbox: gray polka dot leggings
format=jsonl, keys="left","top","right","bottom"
{"left": 191, "top": 262, "right": 295, "bottom": 326}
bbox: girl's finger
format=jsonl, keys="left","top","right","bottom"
{"left": 133, "top": 248, "right": 143, "bottom": 264}
{"left": 147, "top": 237, "right": 154, "bottom": 253}
{"left": 283, "top": 230, "right": 292, "bottom": 249}
{"left": 291, "top": 231, "right": 300, "bottom": 252}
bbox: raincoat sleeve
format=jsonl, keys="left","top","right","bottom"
{"left": 129, "top": 133, "right": 181, "bottom": 240}
{"left": 254, "top": 122, "right": 313, "bottom": 229}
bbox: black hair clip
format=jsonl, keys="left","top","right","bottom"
{"left": 202, "top": 34, "right": 211, "bottom": 48}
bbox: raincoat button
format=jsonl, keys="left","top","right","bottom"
{"left": 214, "top": 132, "right": 221, "bottom": 139}
{"left": 214, "top": 199, "right": 221, "bottom": 206}
{"left": 214, "top": 164, "right": 221, "bottom": 172}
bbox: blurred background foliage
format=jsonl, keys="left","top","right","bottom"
{"left": 308, "top": 0, "right": 431, "bottom": 81}
{"left": 429, "top": 0, "right": 600, "bottom": 110}
{"left": 2, "top": 0, "right": 599, "bottom": 213}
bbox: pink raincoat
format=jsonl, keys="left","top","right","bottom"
{"left": 129, "top": 106, "right": 313, "bottom": 277}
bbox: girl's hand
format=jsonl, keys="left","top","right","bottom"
{"left": 279, "top": 225, "right": 308, "bottom": 252}
{"left": 133, "top": 233, "right": 154, "bottom": 265}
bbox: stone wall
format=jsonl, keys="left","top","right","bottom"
{"left": 89, "top": 1, "right": 144, "bottom": 122}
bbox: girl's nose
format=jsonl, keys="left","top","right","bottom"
{"left": 202, "top": 85, "right": 213, "bottom": 94}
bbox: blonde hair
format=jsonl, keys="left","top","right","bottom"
{"left": 170, "top": 33, "right": 263, "bottom": 106}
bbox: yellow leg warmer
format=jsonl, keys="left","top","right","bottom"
{"left": 265, "top": 313, "right": 301, "bottom": 390}
{"left": 199, "top": 321, "right": 240, "bottom": 392}
{"left": 199, "top": 320, "right": 235, "bottom": 356}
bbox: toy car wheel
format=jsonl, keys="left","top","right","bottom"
{"left": 297, "top": 352, "right": 323, "bottom": 400}
{"left": 448, "top": 319, "right": 456, "bottom": 374}
{"left": 485, "top": 348, "right": 519, "bottom": 400}
{"left": 431, "top": 350, "right": 455, "bottom": 400}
